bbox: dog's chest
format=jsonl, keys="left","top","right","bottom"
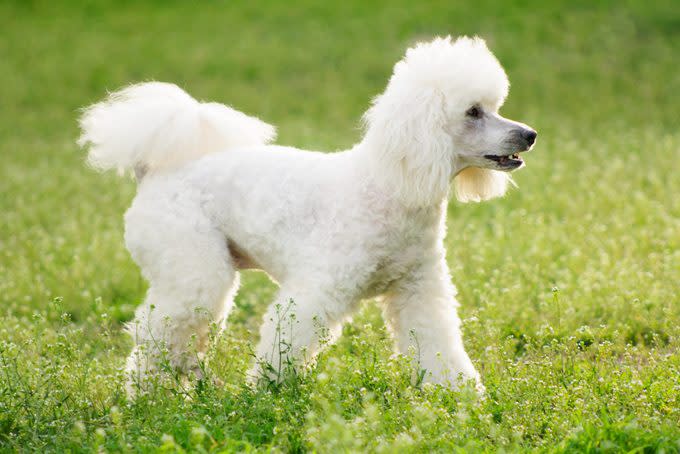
{"left": 360, "top": 204, "right": 443, "bottom": 296}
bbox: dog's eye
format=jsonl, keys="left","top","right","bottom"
{"left": 466, "top": 106, "right": 482, "bottom": 118}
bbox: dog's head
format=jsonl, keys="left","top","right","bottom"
{"left": 363, "top": 36, "right": 536, "bottom": 205}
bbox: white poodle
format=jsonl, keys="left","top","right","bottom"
{"left": 78, "top": 36, "right": 536, "bottom": 393}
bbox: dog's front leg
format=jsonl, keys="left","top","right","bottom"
{"left": 383, "top": 261, "right": 483, "bottom": 392}
{"left": 249, "top": 286, "right": 352, "bottom": 385}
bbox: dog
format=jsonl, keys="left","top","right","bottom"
{"left": 78, "top": 36, "right": 536, "bottom": 394}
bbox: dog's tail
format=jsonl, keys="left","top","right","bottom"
{"left": 78, "top": 82, "right": 276, "bottom": 178}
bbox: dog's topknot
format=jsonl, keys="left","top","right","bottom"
{"left": 392, "top": 36, "right": 509, "bottom": 110}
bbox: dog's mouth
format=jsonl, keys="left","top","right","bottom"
{"left": 484, "top": 152, "right": 524, "bottom": 171}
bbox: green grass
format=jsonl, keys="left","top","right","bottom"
{"left": 1, "top": 0, "right": 679, "bottom": 451}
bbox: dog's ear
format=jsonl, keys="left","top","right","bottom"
{"left": 363, "top": 86, "right": 452, "bottom": 207}
{"left": 453, "top": 167, "right": 512, "bottom": 203}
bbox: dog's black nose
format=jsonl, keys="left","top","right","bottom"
{"left": 523, "top": 129, "right": 537, "bottom": 146}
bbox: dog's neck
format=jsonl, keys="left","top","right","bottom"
{"left": 353, "top": 140, "right": 459, "bottom": 210}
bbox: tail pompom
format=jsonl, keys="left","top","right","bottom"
{"left": 78, "top": 82, "right": 276, "bottom": 175}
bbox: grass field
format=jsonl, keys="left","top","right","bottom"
{"left": 1, "top": 0, "right": 679, "bottom": 451}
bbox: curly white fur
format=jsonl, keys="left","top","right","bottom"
{"left": 79, "top": 36, "right": 536, "bottom": 394}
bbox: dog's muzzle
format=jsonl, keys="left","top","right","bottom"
{"left": 484, "top": 128, "right": 537, "bottom": 170}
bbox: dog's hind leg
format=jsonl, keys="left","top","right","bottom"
{"left": 123, "top": 205, "right": 238, "bottom": 394}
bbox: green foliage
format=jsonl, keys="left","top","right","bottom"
{"left": 1, "top": 0, "right": 679, "bottom": 451}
